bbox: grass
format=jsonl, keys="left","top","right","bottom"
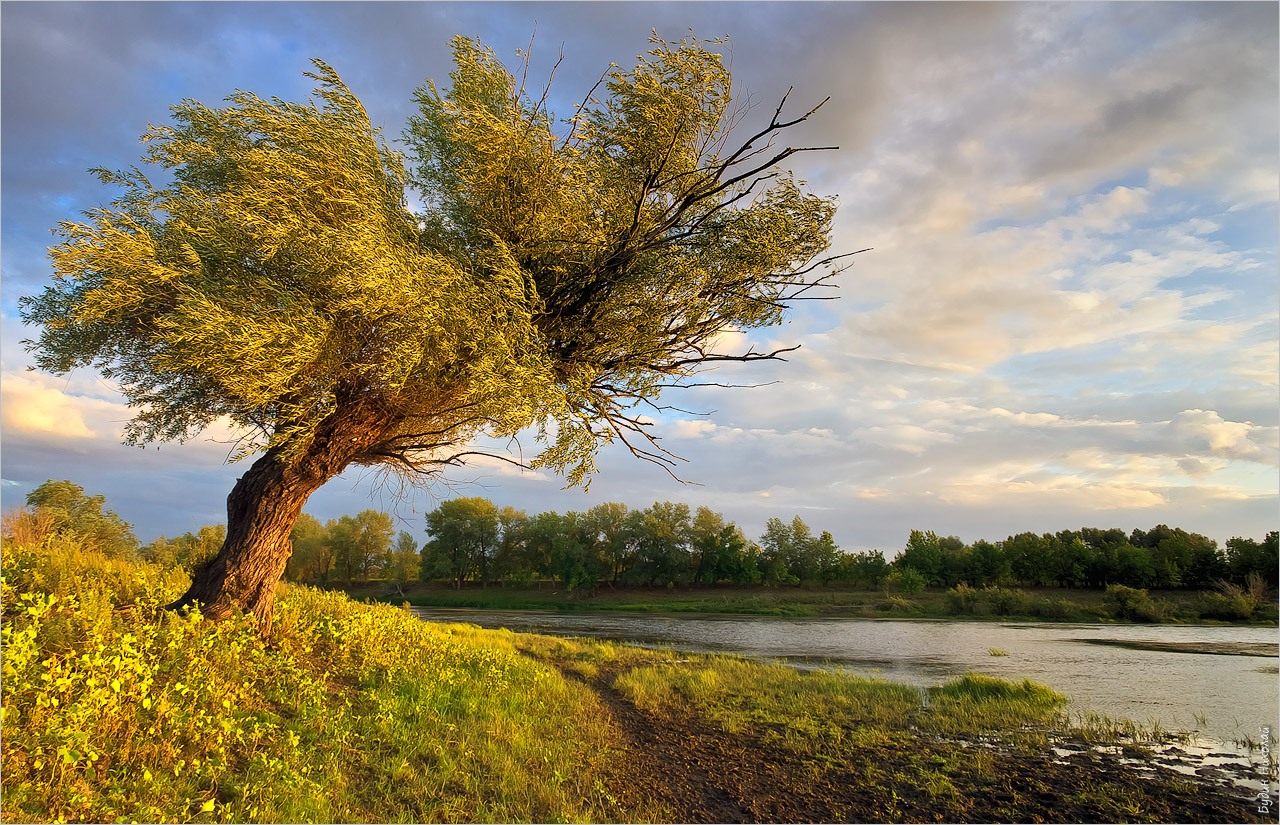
{"left": 1, "top": 538, "right": 626, "bottom": 823}
{"left": 3, "top": 538, "right": 1260, "bottom": 824}
{"left": 510, "top": 636, "right": 1246, "bottom": 822}
{"left": 350, "top": 581, "right": 1278, "bottom": 625}
{"left": 608, "top": 657, "right": 1067, "bottom": 749}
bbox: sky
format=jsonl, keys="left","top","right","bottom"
{"left": 2, "top": 2, "right": 1277, "bottom": 551}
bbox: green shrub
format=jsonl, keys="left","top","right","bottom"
{"left": 1103, "top": 584, "right": 1167, "bottom": 622}
{"left": 1198, "top": 577, "right": 1269, "bottom": 621}
{"left": 1030, "top": 596, "right": 1075, "bottom": 621}
{"left": 884, "top": 566, "right": 927, "bottom": 594}
{"left": 883, "top": 595, "right": 916, "bottom": 612}
{"left": 1197, "top": 592, "right": 1254, "bottom": 621}
{"left": 983, "top": 587, "right": 1030, "bottom": 616}
{"left": 0, "top": 539, "right": 621, "bottom": 824}
{"left": 945, "top": 583, "right": 980, "bottom": 614}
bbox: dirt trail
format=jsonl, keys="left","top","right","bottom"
{"left": 553, "top": 658, "right": 1276, "bottom": 824}
{"left": 561, "top": 660, "right": 757, "bottom": 822}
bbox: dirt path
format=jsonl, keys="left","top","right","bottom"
{"left": 551, "top": 657, "right": 1276, "bottom": 824}
{"left": 561, "top": 660, "right": 756, "bottom": 822}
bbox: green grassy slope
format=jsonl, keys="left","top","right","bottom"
{"left": 1, "top": 540, "right": 624, "bottom": 823}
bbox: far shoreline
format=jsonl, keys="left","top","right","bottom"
{"left": 333, "top": 581, "right": 1280, "bottom": 627}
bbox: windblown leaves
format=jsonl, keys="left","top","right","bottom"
{"left": 25, "top": 60, "right": 560, "bottom": 460}
{"left": 25, "top": 37, "right": 838, "bottom": 484}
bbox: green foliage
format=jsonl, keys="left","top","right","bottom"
{"left": 422, "top": 497, "right": 500, "bottom": 588}
{"left": 897, "top": 530, "right": 947, "bottom": 585}
{"left": 838, "top": 549, "right": 890, "bottom": 589}
{"left": 1028, "top": 596, "right": 1077, "bottom": 621}
{"left": 983, "top": 587, "right": 1031, "bottom": 617}
{"left": 1103, "top": 584, "right": 1168, "bottom": 623}
{"left": 884, "top": 566, "right": 926, "bottom": 594}
{"left": 759, "top": 515, "right": 840, "bottom": 585}
{"left": 334, "top": 490, "right": 1278, "bottom": 611}
{"left": 386, "top": 531, "right": 421, "bottom": 588}
{"left": 1, "top": 538, "right": 622, "bottom": 823}
{"left": 24, "top": 37, "right": 838, "bottom": 491}
{"left": 1197, "top": 575, "right": 1268, "bottom": 621}
{"left": 690, "top": 508, "right": 757, "bottom": 585}
{"left": 24, "top": 480, "right": 138, "bottom": 559}
{"left": 142, "top": 525, "right": 225, "bottom": 573}
{"left": 945, "top": 583, "right": 981, "bottom": 614}
{"left": 23, "top": 60, "right": 557, "bottom": 464}
{"left": 626, "top": 502, "right": 693, "bottom": 587}
{"left": 284, "top": 513, "right": 332, "bottom": 584}
{"left": 329, "top": 510, "right": 395, "bottom": 583}
{"left": 1225, "top": 533, "right": 1279, "bottom": 587}
{"left": 1196, "top": 591, "right": 1256, "bottom": 621}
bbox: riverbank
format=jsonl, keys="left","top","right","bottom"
{"left": 344, "top": 581, "right": 1280, "bottom": 625}
{"left": 3, "top": 541, "right": 1274, "bottom": 823}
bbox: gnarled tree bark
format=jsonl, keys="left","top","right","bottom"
{"left": 168, "top": 397, "right": 395, "bottom": 633}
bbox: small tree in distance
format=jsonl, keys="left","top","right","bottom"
{"left": 21, "top": 34, "right": 849, "bottom": 631}
{"left": 387, "top": 531, "right": 421, "bottom": 597}
{"left": 25, "top": 480, "right": 138, "bottom": 558}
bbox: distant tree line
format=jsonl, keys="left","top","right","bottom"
{"left": 409, "top": 497, "right": 846, "bottom": 591}
{"left": 8, "top": 482, "right": 1275, "bottom": 595}
{"left": 891, "top": 526, "right": 1277, "bottom": 591}
{"left": 275, "top": 495, "right": 1277, "bottom": 594}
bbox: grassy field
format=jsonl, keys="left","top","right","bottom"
{"left": 1, "top": 540, "right": 629, "bottom": 823}
{"left": 346, "top": 580, "right": 1279, "bottom": 624}
{"left": 2, "top": 541, "right": 1272, "bottom": 823}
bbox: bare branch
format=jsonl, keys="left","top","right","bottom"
{"left": 658, "top": 343, "right": 801, "bottom": 372}
{"left": 559, "top": 64, "right": 613, "bottom": 150}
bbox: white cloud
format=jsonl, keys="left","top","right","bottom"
{"left": 1168, "top": 409, "right": 1273, "bottom": 462}
{"left": 1, "top": 3, "right": 1274, "bottom": 548}
{"left": 1, "top": 371, "right": 122, "bottom": 440}
{"left": 939, "top": 476, "right": 1167, "bottom": 510}
{"left": 1076, "top": 186, "right": 1150, "bottom": 233}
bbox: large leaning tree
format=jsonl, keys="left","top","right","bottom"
{"left": 22, "top": 35, "right": 853, "bottom": 632}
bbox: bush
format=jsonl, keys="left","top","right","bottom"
{"left": 1197, "top": 592, "right": 1254, "bottom": 621}
{"left": 884, "top": 566, "right": 926, "bottom": 594}
{"left": 1103, "top": 584, "right": 1167, "bottom": 622}
{"left": 984, "top": 586, "right": 1031, "bottom": 616}
{"left": 1030, "top": 597, "right": 1075, "bottom": 621}
{"left": 875, "top": 595, "right": 916, "bottom": 613}
{"left": 945, "top": 583, "right": 980, "bottom": 614}
{"left": 1198, "top": 575, "right": 1269, "bottom": 621}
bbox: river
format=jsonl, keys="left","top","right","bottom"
{"left": 410, "top": 607, "right": 1278, "bottom": 747}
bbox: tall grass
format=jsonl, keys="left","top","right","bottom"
{"left": 1, "top": 538, "right": 621, "bottom": 823}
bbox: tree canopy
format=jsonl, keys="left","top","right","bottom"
{"left": 23, "top": 35, "right": 841, "bottom": 486}
{"left": 25, "top": 479, "right": 138, "bottom": 558}
{"left": 20, "top": 34, "right": 845, "bottom": 628}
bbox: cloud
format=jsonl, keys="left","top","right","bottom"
{"left": 1, "top": 371, "right": 123, "bottom": 440}
{"left": 1, "top": 3, "right": 1274, "bottom": 549}
{"left": 938, "top": 476, "right": 1167, "bottom": 510}
{"left": 1168, "top": 409, "right": 1274, "bottom": 462}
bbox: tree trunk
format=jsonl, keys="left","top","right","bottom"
{"left": 168, "top": 398, "right": 392, "bottom": 634}
{"left": 168, "top": 450, "right": 319, "bottom": 632}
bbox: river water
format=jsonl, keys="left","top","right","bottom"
{"left": 410, "top": 608, "right": 1278, "bottom": 747}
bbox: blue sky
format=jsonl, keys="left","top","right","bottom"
{"left": 2, "top": 2, "right": 1276, "bottom": 550}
